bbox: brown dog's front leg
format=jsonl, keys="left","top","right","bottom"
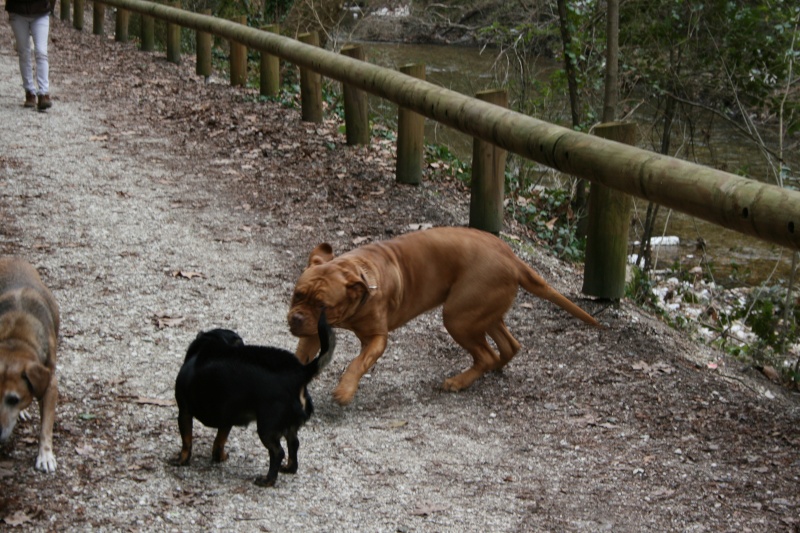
{"left": 35, "top": 375, "right": 58, "bottom": 473}
{"left": 333, "top": 335, "right": 387, "bottom": 405}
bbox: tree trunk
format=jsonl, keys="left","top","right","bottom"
{"left": 602, "top": 0, "right": 619, "bottom": 123}
{"left": 639, "top": 93, "right": 676, "bottom": 270}
{"left": 556, "top": 0, "right": 588, "bottom": 236}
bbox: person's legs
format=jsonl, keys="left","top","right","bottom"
{"left": 30, "top": 14, "right": 49, "bottom": 96}
{"left": 9, "top": 14, "right": 36, "bottom": 95}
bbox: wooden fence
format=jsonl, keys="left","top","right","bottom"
{"left": 57, "top": 0, "right": 800, "bottom": 277}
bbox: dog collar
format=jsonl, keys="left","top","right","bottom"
{"left": 356, "top": 263, "right": 378, "bottom": 291}
{"left": 356, "top": 267, "right": 378, "bottom": 307}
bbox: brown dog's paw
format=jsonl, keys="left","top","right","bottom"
{"left": 441, "top": 374, "right": 475, "bottom": 392}
{"left": 442, "top": 368, "right": 483, "bottom": 392}
{"left": 441, "top": 378, "right": 463, "bottom": 392}
{"left": 332, "top": 384, "right": 356, "bottom": 406}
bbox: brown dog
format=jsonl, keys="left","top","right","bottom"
{"left": 0, "top": 257, "right": 59, "bottom": 472}
{"left": 288, "top": 226, "right": 598, "bottom": 405}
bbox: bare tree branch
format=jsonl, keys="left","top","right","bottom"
{"left": 663, "top": 91, "right": 784, "bottom": 164}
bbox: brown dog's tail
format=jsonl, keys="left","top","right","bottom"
{"left": 305, "top": 309, "right": 336, "bottom": 381}
{"left": 517, "top": 260, "right": 599, "bottom": 327}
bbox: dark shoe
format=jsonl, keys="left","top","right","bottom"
{"left": 24, "top": 92, "right": 36, "bottom": 108}
{"left": 37, "top": 94, "right": 52, "bottom": 111}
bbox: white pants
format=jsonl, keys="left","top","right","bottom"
{"left": 9, "top": 12, "right": 50, "bottom": 95}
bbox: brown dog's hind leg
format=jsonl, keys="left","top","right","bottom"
{"left": 441, "top": 316, "right": 501, "bottom": 391}
{"left": 487, "top": 321, "right": 521, "bottom": 370}
{"left": 441, "top": 340, "right": 499, "bottom": 391}
{"left": 211, "top": 426, "right": 232, "bottom": 462}
{"left": 443, "top": 322, "right": 520, "bottom": 391}
{"left": 439, "top": 280, "right": 518, "bottom": 391}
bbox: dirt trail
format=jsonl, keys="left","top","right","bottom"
{"left": 1, "top": 14, "right": 798, "bottom": 532}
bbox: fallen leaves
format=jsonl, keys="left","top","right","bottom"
{"left": 171, "top": 269, "right": 205, "bottom": 280}
{"left": 127, "top": 396, "right": 175, "bottom": 407}
{"left": 75, "top": 444, "right": 96, "bottom": 457}
{"left": 410, "top": 501, "right": 449, "bottom": 516}
{"left": 407, "top": 223, "right": 433, "bottom": 231}
{"left": 2, "top": 510, "right": 33, "bottom": 527}
{"left": 152, "top": 311, "right": 185, "bottom": 329}
{"left": 0, "top": 461, "right": 13, "bottom": 479}
{"left": 371, "top": 419, "right": 408, "bottom": 430}
{"left": 571, "top": 413, "right": 617, "bottom": 430}
{"left": 632, "top": 360, "right": 675, "bottom": 377}
{"left": 2, "top": 507, "right": 43, "bottom": 527}
{"left": 759, "top": 365, "right": 780, "bottom": 382}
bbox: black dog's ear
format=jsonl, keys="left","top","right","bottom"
{"left": 308, "top": 243, "right": 334, "bottom": 267}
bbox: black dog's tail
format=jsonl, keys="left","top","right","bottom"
{"left": 305, "top": 309, "right": 336, "bottom": 380}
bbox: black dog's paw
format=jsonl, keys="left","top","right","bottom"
{"left": 279, "top": 462, "right": 298, "bottom": 474}
{"left": 170, "top": 452, "right": 192, "bottom": 467}
{"left": 254, "top": 475, "right": 277, "bottom": 488}
{"left": 211, "top": 449, "right": 228, "bottom": 463}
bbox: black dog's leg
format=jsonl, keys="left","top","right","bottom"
{"left": 254, "top": 433, "right": 285, "bottom": 487}
{"left": 176, "top": 408, "right": 194, "bottom": 465}
{"left": 212, "top": 425, "right": 232, "bottom": 463}
{"left": 280, "top": 428, "right": 300, "bottom": 474}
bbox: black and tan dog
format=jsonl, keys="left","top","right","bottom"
{"left": 0, "top": 257, "right": 59, "bottom": 472}
{"left": 174, "top": 312, "right": 335, "bottom": 487}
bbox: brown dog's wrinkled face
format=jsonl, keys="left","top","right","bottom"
{"left": 287, "top": 244, "right": 368, "bottom": 338}
{"left": 0, "top": 348, "right": 51, "bottom": 442}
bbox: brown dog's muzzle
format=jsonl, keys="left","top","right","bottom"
{"left": 288, "top": 309, "right": 314, "bottom": 337}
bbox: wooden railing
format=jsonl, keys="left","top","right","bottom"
{"left": 57, "top": 0, "right": 800, "bottom": 293}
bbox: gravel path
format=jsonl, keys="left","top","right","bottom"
{"left": 1, "top": 14, "right": 799, "bottom": 532}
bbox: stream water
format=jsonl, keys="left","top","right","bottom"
{"left": 354, "top": 41, "right": 797, "bottom": 287}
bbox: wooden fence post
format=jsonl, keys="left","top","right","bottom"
{"left": 140, "top": 14, "right": 154, "bottom": 51}
{"left": 469, "top": 89, "right": 509, "bottom": 234}
{"left": 396, "top": 63, "right": 425, "bottom": 185}
{"left": 259, "top": 24, "right": 281, "bottom": 97}
{"left": 166, "top": 1, "right": 181, "bottom": 64}
{"left": 341, "top": 44, "right": 369, "bottom": 146}
{"left": 73, "top": 0, "right": 84, "bottom": 30}
{"left": 115, "top": 8, "right": 129, "bottom": 42}
{"left": 196, "top": 9, "right": 212, "bottom": 78}
{"left": 229, "top": 16, "right": 248, "bottom": 87}
{"left": 60, "top": 0, "right": 70, "bottom": 22}
{"left": 582, "top": 121, "right": 638, "bottom": 300}
{"left": 298, "top": 31, "right": 323, "bottom": 123}
{"left": 92, "top": 2, "right": 105, "bottom": 35}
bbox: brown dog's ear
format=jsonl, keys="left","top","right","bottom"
{"left": 346, "top": 274, "right": 371, "bottom": 306}
{"left": 23, "top": 362, "right": 52, "bottom": 398}
{"left": 308, "top": 243, "right": 335, "bottom": 267}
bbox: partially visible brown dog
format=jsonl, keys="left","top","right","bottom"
{"left": 0, "top": 257, "right": 59, "bottom": 472}
{"left": 288, "top": 226, "right": 599, "bottom": 405}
